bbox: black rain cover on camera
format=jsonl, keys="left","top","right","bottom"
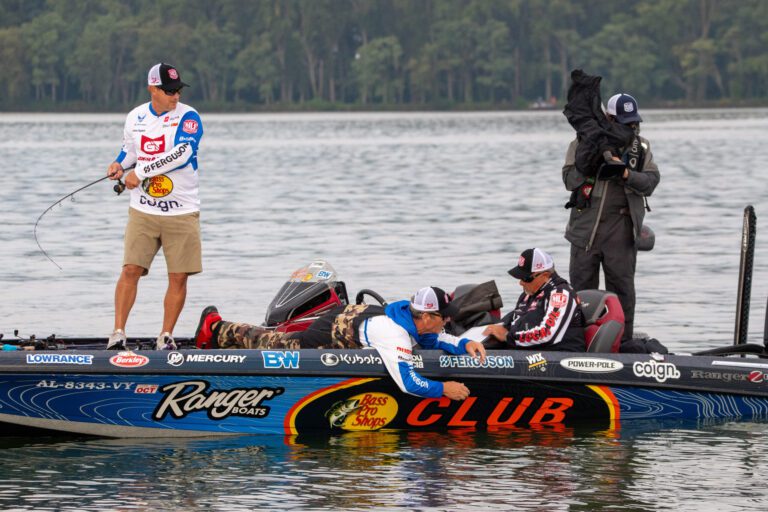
{"left": 563, "top": 69, "right": 636, "bottom": 177}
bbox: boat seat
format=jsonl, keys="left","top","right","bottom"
{"left": 577, "top": 290, "right": 625, "bottom": 353}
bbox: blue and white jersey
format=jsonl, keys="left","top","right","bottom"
{"left": 116, "top": 101, "right": 203, "bottom": 216}
{"left": 357, "top": 300, "right": 473, "bottom": 399}
{"left": 359, "top": 315, "right": 444, "bottom": 398}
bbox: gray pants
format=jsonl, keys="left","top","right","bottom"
{"left": 569, "top": 216, "right": 637, "bottom": 341}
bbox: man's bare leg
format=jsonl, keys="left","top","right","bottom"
{"left": 162, "top": 272, "right": 189, "bottom": 334}
{"left": 114, "top": 264, "right": 145, "bottom": 331}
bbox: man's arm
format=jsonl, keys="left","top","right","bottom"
{"left": 361, "top": 318, "right": 469, "bottom": 400}
{"left": 108, "top": 115, "right": 138, "bottom": 180}
{"left": 134, "top": 110, "right": 204, "bottom": 180}
{"left": 562, "top": 138, "right": 587, "bottom": 191}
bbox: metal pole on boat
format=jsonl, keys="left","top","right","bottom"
{"left": 734, "top": 205, "right": 756, "bottom": 345}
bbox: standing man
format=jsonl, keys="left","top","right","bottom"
{"left": 562, "top": 93, "right": 659, "bottom": 343}
{"left": 483, "top": 248, "right": 586, "bottom": 352}
{"left": 106, "top": 63, "right": 204, "bottom": 350}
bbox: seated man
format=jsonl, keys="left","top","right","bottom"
{"left": 194, "top": 286, "right": 486, "bottom": 401}
{"left": 483, "top": 248, "right": 586, "bottom": 352}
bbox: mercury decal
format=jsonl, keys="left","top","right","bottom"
{"left": 153, "top": 380, "right": 284, "bottom": 420}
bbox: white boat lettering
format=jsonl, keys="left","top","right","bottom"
{"left": 26, "top": 354, "right": 93, "bottom": 365}
{"left": 633, "top": 360, "right": 680, "bottom": 383}
{"left": 154, "top": 380, "right": 284, "bottom": 420}
{"left": 185, "top": 354, "right": 247, "bottom": 364}
{"left": 439, "top": 355, "right": 515, "bottom": 369}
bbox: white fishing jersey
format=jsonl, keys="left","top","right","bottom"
{"left": 115, "top": 101, "right": 204, "bottom": 215}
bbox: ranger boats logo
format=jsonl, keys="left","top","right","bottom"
{"left": 153, "top": 380, "right": 284, "bottom": 420}
{"left": 560, "top": 358, "right": 623, "bottom": 373}
{"left": 109, "top": 352, "right": 149, "bottom": 368}
{"left": 633, "top": 359, "right": 680, "bottom": 383}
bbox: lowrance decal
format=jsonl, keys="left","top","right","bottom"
{"left": 26, "top": 354, "right": 93, "bottom": 365}
{"left": 560, "top": 358, "right": 623, "bottom": 373}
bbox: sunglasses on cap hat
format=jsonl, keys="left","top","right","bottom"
{"left": 520, "top": 272, "right": 546, "bottom": 284}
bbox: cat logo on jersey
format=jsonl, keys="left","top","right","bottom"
{"left": 141, "top": 135, "right": 165, "bottom": 154}
{"left": 142, "top": 175, "right": 174, "bottom": 198}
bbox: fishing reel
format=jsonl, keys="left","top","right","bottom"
{"left": 114, "top": 179, "right": 126, "bottom": 195}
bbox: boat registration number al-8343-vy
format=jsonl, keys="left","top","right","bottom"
{"left": 35, "top": 380, "right": 136, "bottom": 390}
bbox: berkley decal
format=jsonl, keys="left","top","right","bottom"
{"left": 141, "top": 135, "right": 165, "bottom": 154}
{"left": 326, "top": 392, "right": 398, "bottom": 431}
{"left": 142, "top": 175, "right": 173, "bottom": 198}
{"left": 109, "top": 352, "right": 149, "bottom": 368}
{"left": 560, "top": 358, "right": 623, "bottom": 373}
{"left": 153, "top": 380, "right": 283, "bottom": 420}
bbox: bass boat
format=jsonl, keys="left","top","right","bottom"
{"left": 1, "top": 208, "right": 765, "bottom": 438}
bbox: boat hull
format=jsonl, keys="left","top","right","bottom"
{"left": 1, "top": 349, "right": 767, "bottom": 437}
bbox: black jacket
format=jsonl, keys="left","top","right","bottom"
{"left": 501, "top": 273, "right": 586, "bottom": 352}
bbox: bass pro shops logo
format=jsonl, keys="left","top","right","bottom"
{"left": 142, "top": 175, "right": 173, "bottom": 198}
{"left": 325, "top": 392, "right": 398, "bottom": 431}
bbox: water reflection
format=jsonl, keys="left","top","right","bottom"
{"left": 0, "top": 419, "right": 766, "bottom": 510}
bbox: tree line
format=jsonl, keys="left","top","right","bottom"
{"left": 1, "top": 0, "right": 766, "bottom": 111}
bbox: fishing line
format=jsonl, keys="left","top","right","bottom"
{"left": 34, "top": 174, "right": 126, "bottom": 269}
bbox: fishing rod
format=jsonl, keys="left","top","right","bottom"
{"left": 34, "top": 173, "right": 127, "bottom": 270}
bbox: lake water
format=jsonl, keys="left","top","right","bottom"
{"left": 0, "top": 110, "right": 767, "bottom": 509}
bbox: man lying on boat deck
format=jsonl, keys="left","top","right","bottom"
{"left": 193, "top": 287, "right": 486, "bottom": 401}
{"left": 483, "top": 248, "right": 586, "bottom": 352}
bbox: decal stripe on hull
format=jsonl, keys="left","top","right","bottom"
{"left": 587, "top": 385, "right": 620, "bottom": 427}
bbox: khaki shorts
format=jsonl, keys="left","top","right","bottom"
{"left": 124, "top": 208, "right": 202, "bottom": 275}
